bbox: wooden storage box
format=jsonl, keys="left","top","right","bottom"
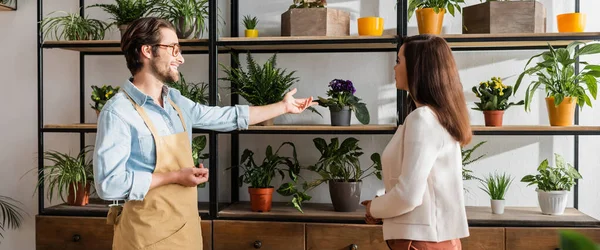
{"left": 462, "top": 1, "right": 546, "bottom": 34}
{"left": 281, "top": 8, "right": 350, "bottom": 36}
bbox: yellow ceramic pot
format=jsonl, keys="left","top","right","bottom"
{"left": 545, "top": 96, "right": 577, "bottom": 126}
{"left": 416, "top": 8, "right": 445, "bottom": 35}
{"left": 358, "top": 17, "right": 384, "bottom": 36}
{"left": 245, "top": 29, "right": 258, "bottom": 37}
{"left": 557, "top": 13, "right": 586, "bottom": 32}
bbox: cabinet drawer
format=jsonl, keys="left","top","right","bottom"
{"left": 306, "top": 223, "right": 388, "bottom": 250}
{"left": 461, "top": 227, "right": 504, "bottom": 250}
{"left": 213, "top": 220, "right": 304, "bottom": 250}
{"left": 506, "top": 227, "right": 600, "bottom": 250}
{"left": 36, "top": 216, "right": 212, "bottom": 250}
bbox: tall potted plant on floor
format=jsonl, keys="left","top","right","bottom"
{"left": 89, "top": 0, "right": 157, "bottom": 37}
{"left": 521, "top": 154, "right": 582, "bottom": 215}
{"left": 234, "top": 142, "right": 302, "bottom": 212}
{"left": 317, "top": 79, "right": 369, "bottom": 126}
{"left": 514, "top": 41, "right": 600, "bottom": 126}
{"left": 407, "top": 0, "right": 465, "bottom": 35}
{"left": 479, "top": 172, "right": 513, "bottom": 214}
{"left": 472, "top": 77, "right": 524, "bottom": 126}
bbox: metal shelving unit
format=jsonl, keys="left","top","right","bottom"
{"left": 35, "top": 0, "right": 600, "bottom": 227}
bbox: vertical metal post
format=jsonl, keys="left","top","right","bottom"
{"left": 573, "top": 0, "right": 580, "bottom": 210}
{"left": 79, "top": 0, "right": 85, "bottom": 150}
{"left": 208, "top": 0, "right": 219, "bottom": 218}
{"left": 37, "top": 0, "right": 44, "bottom": 215}
{"left": 396, "top": 0, "right": 408, "bottom": 125}
{"left": 230, "top": 0, "right": 240, "bottom": 204}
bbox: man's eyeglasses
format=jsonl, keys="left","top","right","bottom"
{"left": 153, "top": 44, "right": 181, "bottom": 57}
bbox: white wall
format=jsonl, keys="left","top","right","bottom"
{"left": 1, "top": 0, "right": 600, "bottom": 249}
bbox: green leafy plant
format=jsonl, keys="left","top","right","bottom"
{"left": 31, "top": 146, "right": 94, "bottom": 204}
{"left": 317, "top": 79, "right": 370, "bottom": 124}
{"left": 479, "top": 172, "right": 513, "bottom": 200}
{"left": 472, "top": 77, "right": 524, "bottom": 111}
{"left": 407, "top": 0, "right": 465, "bottom": 20}
{"left": 90, "top": 85, "right": 120, "bottom": 112}
{"left": 167, "top": 72, "right": 211, "bottom": 105}
{"left": 149, "top": 0, "right": 224, "bottom": 39}
{"left": 192, "top": 135, "right": 209, "bottom": 188}
{"left": 0, "top": 0, "right": 14, "bottom": 6}
{"left": 40, "top": 10, "right": 110, "bottom": 41}
{"left": 521, "top": 154, "right": 582, "bottom": 192}
{"left": 289, "top": 0, "right": 326, "bottom": 9}
{"left": 514, "top": 41, "right": 600, "bottom": 111}
{"left": 559, "top": 230, "right": 600, "bottom": 250}
{"left": 89, "top": 0, "right": 157, "bottom": 27}
{"left": 0, "top": 195, "right": 26, "bottom": 243}
{"left": 243, "top": 15, "right": 258, "bottom": 30}
{"left": 461, "top": 141, "right": 486, "bottom": 181}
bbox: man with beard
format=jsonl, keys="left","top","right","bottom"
{"left": 93, "top": 17, "right": 316, "bottom": 250}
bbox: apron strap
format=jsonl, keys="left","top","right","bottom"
{"left": 122, "top": 90, "right": 161, "bottom": 139}
{"left": 168, "top": 99, "right": 187, "bottom": 132}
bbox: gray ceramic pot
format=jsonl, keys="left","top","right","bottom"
{"left": 330, "top": 106, "right": 351, "bottom": 126}
{"left": 328, "top": 180, "right": 362, "bottom": 212}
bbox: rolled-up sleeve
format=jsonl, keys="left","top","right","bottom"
{"left": 176, "top": 93, "right": 250, "bottom": 131}
{"left": 93, "top": 110, "right": 152, "bottom": 201}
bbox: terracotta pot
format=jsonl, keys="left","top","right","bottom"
{"left": 415, "top": 8, "right": 445, "bottom": 35}
{"left": 545, "top": 97, "right": 576, "bottom": 126}
{"left": 67, "top": 182, "right": 91, "bottom": 206}
{"left": 257, "top": 118, "right": 274, "bottom": 126}
{"left": 118, "top": 24, "right": 130, "bottom": 37}
{"left": 248, "top": 187, "right": 274, "bottom": 212}
{"left": 483, "top": 110, "right": 504, "bottom": 127}
{"left": 557, "top": 13, "right": 586, "bottom": 32}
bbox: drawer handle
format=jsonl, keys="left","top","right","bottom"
{"left": 349, "top": 244, "right": 358, "bottom": 250}
{"left": 253, "top": 240, "right": 262, "bottom": 249}
{"left": 72, "top": 234, "right": 81, "bottom": 242}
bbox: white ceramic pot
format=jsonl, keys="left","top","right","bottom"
{"left": 490, "top": 199, "right": 505, "bottom": 214}
{"left": 537, "top": 189, "right": 569, "bottom": 215}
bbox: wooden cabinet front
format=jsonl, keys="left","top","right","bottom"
{"left": 306, "top": 223, "right": 388, "bottom": 250}
{"left": 213, "top": 220, "right": 305, "bottom": 250}
{"left": 506, "top": 227, "right": 600, "bottom": 250}
{"left": 461, "top": 227, "right": 505, "bottom": 250}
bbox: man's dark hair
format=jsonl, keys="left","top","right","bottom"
{"left": 120, "top": 17, "right": 175, "bottom": 76}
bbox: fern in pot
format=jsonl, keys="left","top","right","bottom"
{"left": 89, "top": 0, "right": 157, "bottom": 37}
{"left": 40, "top": 10, "right": 110, "bottom": 41}
{"left": 232, "top": 142, "right": 302, "bottom": 212}
{"left": 317, "top": 79, "right": 370, "bottom": 126}
{"left": 479, "top": 172, "right": 513, "bottom": 214}
{"left": 521, "top": 154, "right": 582, "bottom": 215}
{"left": 149, "top": 0, "right": 223, "bottom": 39}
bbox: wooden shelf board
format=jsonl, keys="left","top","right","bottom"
{"left": 44, "top": 198, "right": 210, "bottom": 216}
{"left": 0, "top": 3, "right": 15, "bottom": 11}
{"left": 247, "top": 124, "right": 397, "bottom": 131}
{"left": 42, "top": 39, "right": 209, "bottom": 52}
{"left": 471, "top": 125, "right": 600, "bottom": 132}
{"left": 219, "top": 202, "right": 600, "bottom": 227}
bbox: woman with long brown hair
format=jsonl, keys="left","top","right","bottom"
{"left": 362, "top": 34, "right": 472, "bottom": 250}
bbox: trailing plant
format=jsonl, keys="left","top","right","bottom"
{"left": 407, "top": 0, "right": 465, "bottom": 20}
{"left": 479, "top": 172, "right": 513, "bottom": 200}
{"left": 317, "top": 79, "right": 370, "bottom": 124}
{"left": 40, "top": 10, "right": 110, "bottom": 41}
{"left": 31, "top": 146, "right": 94, "bottom": 204}
{"left": 149, "top": 0, "right": 224, "bottom": 38}
{"left": 514, "top": 41, "right": 600, "bottom": 111}
{"left": 289, "top": 0, "right": 326, "bottom": 9}
{"left": 90, "top": 85, "right": 120, "bottom": 112}
{"left": 243, "top": 15, "right": 258, "bottom": 30}
{"left": 461, "top": 141, "right": 486, "bottom": 181}
{"left": 472, "top": 77, "right": 524, "bottom": 111}
{"left": 167, "top": 72, "right": 210, "bottom": 105}
{"left": 89, "top": 0, "right": 157, "bottom": 26}
{"left": 521, "top": 154, "right": 582, "bottom": 192}
{"left": 0, "top": 195, "right": 26, "bottom": 243}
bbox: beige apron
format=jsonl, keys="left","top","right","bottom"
{"left": 107, "top": 91, "right": 203, "bottom": 250}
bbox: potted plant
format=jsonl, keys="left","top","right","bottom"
{"left": 220, "top": 52, "right": 320, "bottom": 126}
{"left": 521, "top": 154, "right": 582, "bottom": 215}
{"left": 461, "top": 141, "right": 486, "bottom": 182}
{"left": 472, "top": 77, "right": 524, "bottom": 127}
{"left": 0, "top": 195, "right": 26, "bottom": 242}
{"left": 149, "top": 0, "right": 215, "bottom": 39}
{"left": 167, "top": 72, "right": 212, "bottom": 105}
{"left": 234, "top": 142, "right": 301, "bottom": 212}
{"left": 243, "top": 15, "right": 259, "bottom": 38}
{"left": 32, "top": 146, "right": 94, "bottom": 206}
{"left": 479, "top": 172, "right": 513, "bottom": 214}
{"left": 281, "top": 0, "right": 350, "bottom": 36}
{"left": 514, "top": 41, "right": 600, "bottom": 126}
{"left": 298, "top": 137, "right": 381, "bottom": 212}
{"left": 192, "top": 135, "right": 209, "bottom": 188}
{"left": 89, "top": 0, "right": 157, "bottom": 37}
{"left": 90, "top": 85, "right": 120, "bottom": 118}
{"left": 407, "top": 0, "right": 465, "bottom": 35}
{"left": 317, "top": 79, "right": 369, "bottom": 126}
{"left": 40, "top": 10, "right": 110, "bottom": 41}
{"left": 462, "top": 0, "right": 546, "bottom": 34}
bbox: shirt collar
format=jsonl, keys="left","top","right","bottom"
{"left": 123, "top": 78, "right": 170, "bottom": 107}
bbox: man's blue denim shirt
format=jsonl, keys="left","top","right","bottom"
{"left": 93, "top": 79, "right": 249, "bottom": 201}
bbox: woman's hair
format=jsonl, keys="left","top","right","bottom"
{"left": 400, "top": 34, "right": 472, "bottom": 146}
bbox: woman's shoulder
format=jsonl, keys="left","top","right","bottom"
{"left": 405, "top": 106, "right": 441, "bottom": 128}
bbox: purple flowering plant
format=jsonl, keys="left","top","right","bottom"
{"left": 317, "top": 78, "right": 370, "bottom": 124}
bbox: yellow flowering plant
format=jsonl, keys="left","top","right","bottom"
{"left": 90, "top": 85, "right": 120, "bottom": 112}
{"left": 472, "top": 77, "right": 524, "bottom": 111}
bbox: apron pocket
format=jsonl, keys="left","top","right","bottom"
{"left": 143, "top": 221, "right": 188, "bottom": 250}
